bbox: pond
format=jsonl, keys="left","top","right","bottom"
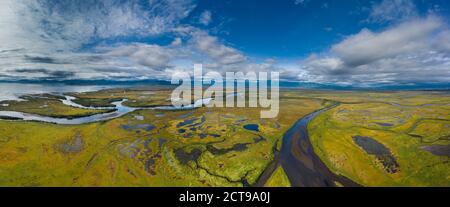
{"left": 243, "top": 124, "right": 259, "bottom": 132}
{"left": 352, "top": 135, "right": 399, "bottom": 173}
{"left": 420, "top": 144, "right": 450, "bottom": 157}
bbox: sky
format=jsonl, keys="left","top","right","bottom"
{"left": 0, "top": 0, "right": 449, "bottom": 87}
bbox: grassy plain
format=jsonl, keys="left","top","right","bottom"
{"left": 264, "top": 166, "right": 291, "bottom": 187}
{"left": 305, "top": 91, "right": 450, "bottom": 186}
{"left": 0, "top": 87, "right": 324, "bottom": 186}
{"left": 0, "top": 88, "right": 448, "bottom": 186}
{"left": 67, "top": 87, "right": 174, "bottom": 107}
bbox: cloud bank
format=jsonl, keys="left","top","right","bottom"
{"left": 296, "top": 0, "right": 450, "bottom": 86}
{"left": 298, "top": 17, "right": 450, "bottom": 85}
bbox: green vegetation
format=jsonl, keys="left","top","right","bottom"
{"left": 70, "top": 97, "right": 122, "bottom": 108}
{"left": 264, "top": 166, "right": 291, "bottom": 187}
{"left": 67, "top": 87, "right": 175, "bottom": 107}
{"left": 408, "top": 119, "right": 450, "bottom": 143}
{"left": 307, "top": 91, "right": 450, "bottom": 186}
{"left": 0, "top": 88, "right": 448, "bottom": 186}
{"left": 0, "top": 88, "right": 325, "bottom": 186}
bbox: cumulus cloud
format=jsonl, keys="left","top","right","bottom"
{"left": 104, "top": 44, "right": 174, "bottom": 69}
{"left": 0, "top": 0, "right": 195, "bottom": 53}
{"left": 0, "top": 0, "right": 197, "bottom": 80}
{"left": 332, "top": 17, "right": 442, "bottom": 67}
{"left": 297, "top": 16, "right": 450, "bottom": 85}
{"left": 190, "top": 31, "right": 247, "bottom": 65}
{"left": 433, "top": 30, "right": 450, "bottom": 53}
{"left": 0, "top": 0, "right": 257, "bottom": 81}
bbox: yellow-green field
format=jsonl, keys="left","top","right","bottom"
{"left": 305, "top": 91, "right": 450, "bottom": 186}
{"left": 0, "top": 88, "right": 324, "bottom": 186}
{"left": 0, "top": 88, "right": 448, "bottom": 186}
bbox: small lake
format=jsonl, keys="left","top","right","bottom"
{"left": 243, "top": 124, "right": 259, "bottom": 132}
{"left": 352, "top": 135, "right": 399, "bottom": 173}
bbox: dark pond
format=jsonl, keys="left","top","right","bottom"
{"left": 177, "top": 117, "right": 199, "bottom": 127}
{"left": 253, "top": 135, "right": 266, "bottom": 143}
{"left": 121, "top": 124, "right": 155, "bottom": 132}
{"left": 421, "top": 144, "right": 450, "bottom": 157}
{"left": 206, "top": 143, "right": 249, "bottom": 155}
{"left": 158, "top": 138, "right": 167, "bottom": 149}
{"left": 56, "top": 134, "right": 83, "bottom": 154}
{"left": 376, "top": 122, "right": 394, "bottom": 127}
{"left": 209, "top": 133, "right": 221, "bottom": 138}
{"left": 144, "top": 158, "right": 155, "bottom": 173}
{"left": 174, "top": 148, "right": 202, "bottom": 165}
{"left": 243, "top": 124, "right": 259, "bottom": 132}
{"left": 352, "top": 135, "right": 399, "bottom": 173}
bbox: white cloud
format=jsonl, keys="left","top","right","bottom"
{"left": 199, "top": 10, "right": 212, "bottom": 26}
{"left": 297, "top": 16, "right": 450, "bottom": 85}
{"left": 433, "top": 30, "right": 450, "bottom": 53}
{"left": 105, "top": 44, "right": 174, "bottom": 69}
{"left": 0, "top": 0, "right": 448, "bottom": 86}
{"left": 170, "top": 37, "right": 183, "bottom": 46}
{"left": 302, "top": 55, "right": 344, "bottom": 73}
{"left": 294, "top": 0, "right": 307, "bottom": 6}
{"left": 368, "top": 0, "right": 418, "bottom": 23}
{"left": 332, "top": 17, "right": 442, "bottom": 67}
{"left": 0, "top": 0, "right": 198, "bottom": 80}
{"left": 191, "top": 31, "right": 247, "bottom": 65}
{"left": 0, "top": 0, "right": 195, "bottom": 53}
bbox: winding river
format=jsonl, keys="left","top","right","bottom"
{"left": 255, "top": 104, "right": 360, "bottom": 187}
{"left": 0, "top": 95, "right": 212, "bottom": 125}
{"left": 0, "top": 98, "right": 135, "bottom": 125}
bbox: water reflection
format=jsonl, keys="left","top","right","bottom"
{"left": 0, "top": 99, "right": 134, "bottom": 125}
{"left": 0, "top": 83, "right": 216, "bottom": 125}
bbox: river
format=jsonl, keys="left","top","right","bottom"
{"left": 0, "top": 83, "right": 358, "bottom": 186}
{"left": 255, "top": 104, "right": 360, "bottom": 187}
{"left": 0, "top": 93, "right": 212, "bottom": 125}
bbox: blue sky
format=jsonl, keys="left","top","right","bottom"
{"left": 0, "top": 0, "right": 449, "bottom": 87}
{"left": 189, "top": 0, "right": 450, "bottom": 58}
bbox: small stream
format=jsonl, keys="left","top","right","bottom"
{"left": 0, "top": 99, "right": 134, "bottom": 125}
